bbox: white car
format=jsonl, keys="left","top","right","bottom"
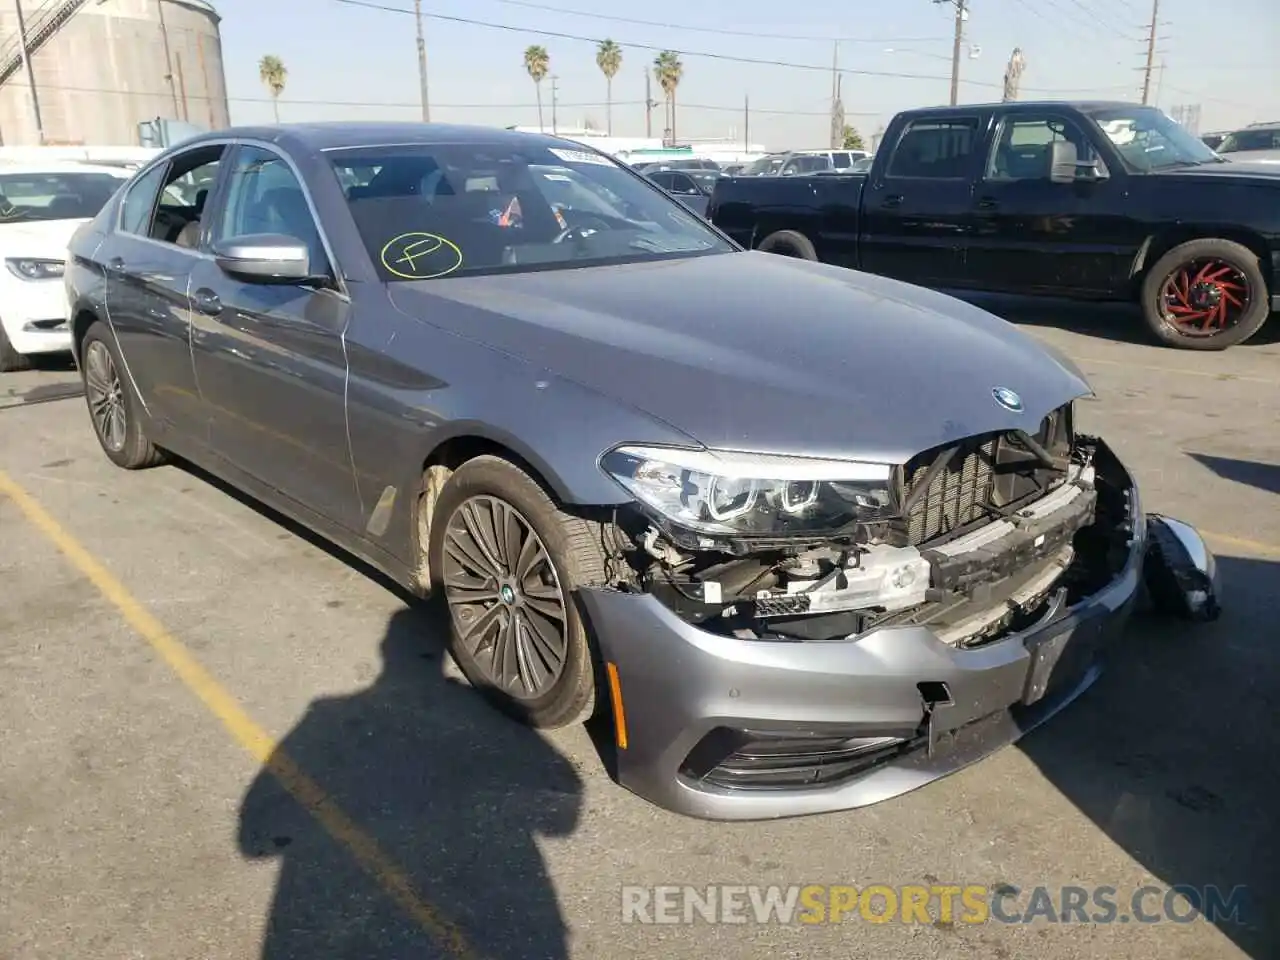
{"left": 0, "top": 161, "right": 132, "bottom": 371}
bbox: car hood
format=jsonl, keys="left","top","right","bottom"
{"left": 0, "top": 217, "right": 89, "bottom": 258}
{"left": 388, "top": 251, "right": 1092, "bottom": 464}
{"left": 1152, "top": 160, "right": 1280, "bottom": 179}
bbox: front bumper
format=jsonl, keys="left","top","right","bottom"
{"left": 0, "top": 278, "right": 73, "bottom": 356}
{"left": 583, "top": 458, "right": 1218, "bottom": 821}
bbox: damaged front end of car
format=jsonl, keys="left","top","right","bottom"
{"left": 600, "top": 403, "right": 1125, "bottom": 648}
{"left": 580, "top": 401, "right": 1220, "bottom": 820}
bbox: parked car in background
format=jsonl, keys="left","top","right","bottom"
{"left": 634, "top": 158, "right": 721, "bottom": 174}
{"left": 739, "top": 152, "right": 786, "bottom": 176}
{"left": 0, "top": 161, "right": 131, "bottom": 371}
{"left": 709, "top": 100, "right": 1280, "bottom": 350}
{"left": 1199, "top": 131, "right": 1228, "bottom": 151}
{"left": 1215, "top": 121, "right": 1280, "bottom": 164}
{"left": 64, "top": 120, "right": 1217, "bottom": 820}
{"left": 645, "top": 168, "right": 719, "bottom": 216}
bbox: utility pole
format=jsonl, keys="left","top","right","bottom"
{"left": 948, "top": 0, "right": 965, "bottom": 106}
{"left": 829, "top": 41, "right": 839, "bottom": 148}
{"left": 645, "top": 70, "right": 652, "bottom": 137}
{"left": 743, "top": 94, "right": 749, "bottom": 152}
{"left": 155, "top": 0, "right": 181, "bottom": 118}
{"left": 414, "top": 0, "right": 430, "bottom": 121}
{"left": 551, "top": 75, "right": 558, "bottom": 134}
{"left": 14, "top": 0, "right": 45, "bottom": 143}
{"left": 1141, "top": 0, "right": 1159, "bottom": 105}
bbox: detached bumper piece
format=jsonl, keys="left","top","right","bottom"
{"left": 1143, "top": 514, "right": 1221, "bottom": 621}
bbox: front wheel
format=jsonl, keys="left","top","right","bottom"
{"left": 756, "top": 229, "right": 818, "bottom": 260}
{"left": 426, "top": 455, "right": 609, "bottom": 729}
{"left": 1140, "top": 238, "right": 1271, "bottom": 350}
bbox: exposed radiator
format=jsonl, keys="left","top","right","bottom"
{"left": 904, "top": 435, "right": 998, "bottom": 544}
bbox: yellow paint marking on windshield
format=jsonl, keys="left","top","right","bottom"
{"left": 380, "top": 231, "right": 464, "bottom": 279}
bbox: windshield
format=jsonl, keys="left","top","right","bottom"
{"left": 0, "top": 171, "right": 125, "bottom": 223}
{"left": 328, "top": 142, "right": 733, "bottom": 280}
{"left": 742, "top": 155, "right": 784, "bottom": 176}
{"left": 684, "top": 171, "right": 722, "bottom": 192}
{"left": 1218, "top": 128, "right": 1280, "bottom": 154}
{"left": 1087, "top": 107, "right": 1222, "bottom": 171}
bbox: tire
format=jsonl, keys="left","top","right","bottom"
{"left": 80, "top": 322, "right": 165, "bottom": 469}
{"left": 1140, "top": 238, "right": 1271, "bottom": 350}
{"left": 426, "top": 454, "right": 610, "bottom": 729}
{"left": 756, "top": 229, "right": 818, "bottom": 260}
{"left": 0, "top": 321, "right": 32, "bottom": 373}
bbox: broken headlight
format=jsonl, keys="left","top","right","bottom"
{"left": 600, "top": 444, "right": 894, "bottom": 537}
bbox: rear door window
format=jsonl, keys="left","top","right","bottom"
{"left": 886, "top": 117, "right": 981, "bottom": 179}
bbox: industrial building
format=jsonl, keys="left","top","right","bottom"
{"left": 0, "top": 0, "right": 230, "bottom": 146}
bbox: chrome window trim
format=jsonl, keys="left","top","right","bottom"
{"left": 109, "top": 136, "right": 349, "bottom": 303}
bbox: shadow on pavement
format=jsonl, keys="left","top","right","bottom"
{"left": 1019, "top": 554, "right": 1279, "bottom": 958}
{"left": 946, "top": 291, "right": 1280, "bottom": 349}
{"left": 238, "top": 603, "right": 583, "bottom": 959}
{"left": 1187, "top": 453, "right": 1280, "bottom": 497}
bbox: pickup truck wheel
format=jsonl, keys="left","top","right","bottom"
{"left": 756, "top": 229, "right": 818, "bottom": 260}
{"left": 1141, "top": 239, "right": 1270, "bottom": 350}
{"left": 427, "top": 454, "right": 608, "bottom": 730}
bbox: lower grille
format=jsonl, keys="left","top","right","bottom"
{"left": 904, "top": 435, "right": 998, "bottom": 544}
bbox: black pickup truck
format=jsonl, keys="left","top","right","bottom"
{"left": 707, "top": 101, "right": 1280, "bottom": 349}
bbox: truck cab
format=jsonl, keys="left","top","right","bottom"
{"left": 708, "top": 101, "right": 1280, "bottom": 350}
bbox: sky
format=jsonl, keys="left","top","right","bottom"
{"left": 214, "top": 0, "right": 1279, "bottom": 150}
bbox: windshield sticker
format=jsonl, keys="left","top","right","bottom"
{"left": 547, "top": 147, "right": 613, "bottom": 166}
{"left": 379, "top": 231, "right": 463, "bottom": 279}
{"left": 541, "top": 173, "right": 573, "bottom": 182}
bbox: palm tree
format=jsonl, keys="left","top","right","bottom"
{"left": 653, "top": 50, "right": 683, "bottom": 145}
{"left": 523, "top": 45, "right": 550, "bottom": 132}
{"left": 258, "top": 55, "right": 287, "bottom": 123}
{"left": 596, "top": 39, "right": 623, "bottom": 136}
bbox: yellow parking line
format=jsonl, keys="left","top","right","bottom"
{"left": 0, "top": 469, "right": 478, "bottom": 960}
{"left": 1201, "top": 528, "right": 1280, "bottom": 557}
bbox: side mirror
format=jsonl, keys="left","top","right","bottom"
{"left": 1048, "top": 140, "right": 1108, "bottom": 184}
{"left": 212, "top": 233, "right": 312, "bottom": 282}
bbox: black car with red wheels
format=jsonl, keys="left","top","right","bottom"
{"left": 708, "top": 101, "right": 1280, "bottom": 350}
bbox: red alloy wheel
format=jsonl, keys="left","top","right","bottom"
{"left": 1158, "top": 257, "right": 1252, "bottom": 337}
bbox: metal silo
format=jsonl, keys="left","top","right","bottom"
{"left": 0, "top": 0, "right": 230, "bottom": 146}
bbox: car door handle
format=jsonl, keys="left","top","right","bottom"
{"left": 881, "top": 195, "right": 904, "bottom": 208}
{"left": 107, "top": 257, "right": 126, "bottom": 274}
{"left": 192, "top": 288, "right": 222, "bottom": 316}
{"left": 976, "top": 196, "right": 999, "bottom": 210}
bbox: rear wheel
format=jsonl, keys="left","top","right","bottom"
{"left": 1140, "top": 238, "right": 1270, "bottom": 350}
{"left": 426, "top": 455, "right": 608, "bottom": 729}
{"left": 756, "top": 229, "right": 818, "bottom": 260}
{"left": 0, "top": 322, "right": 32, "bottom": 372}
{"left": 80, "top": 322, "right": 165, "bottom": 469}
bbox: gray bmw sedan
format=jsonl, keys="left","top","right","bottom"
{"left": 64, "top": 122, "right": 1219, "bottom": 820}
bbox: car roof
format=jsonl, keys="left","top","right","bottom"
{"left": 0, "top": 160, "right": 132, "bottom": 176}
{"left": 170, "top": 121, "right": 605, "bottom": 156}
{"left": 894, "top": 100, "right": 1141, "bottom": 117}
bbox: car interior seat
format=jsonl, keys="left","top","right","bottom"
{"left": 173, "top": 188, "right": 209, "bottom": 248}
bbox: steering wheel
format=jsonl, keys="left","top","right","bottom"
{"left": 550, "top": 213, "right": 614, "bottom": 244}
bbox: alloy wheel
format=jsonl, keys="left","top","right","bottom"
{"left": 84, "top": 340, "right": 127, "bottom": 452}
{"left": 1159, "top": 257, "right": 1252, "bottom": 337}
{"left": 441, "top": 494, "right": 569, "bottom": 699}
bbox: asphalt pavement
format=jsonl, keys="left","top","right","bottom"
{"left": 1, "top": 305, "right": 1277, "bottom": 960}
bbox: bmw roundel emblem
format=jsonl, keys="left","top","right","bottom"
{"left": 992, "top": 386, "right": 1024, "bottom": 413}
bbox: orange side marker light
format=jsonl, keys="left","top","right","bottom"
{"left": 606, "top": 661, "right": 628, "bottom": 750}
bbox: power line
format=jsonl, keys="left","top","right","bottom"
{"left": 476, "top": 0, "right": 951, "bottom": 45}
{"left": 333, "top": 0, "right": 1139, "bottom": 95}
{"left": 332, "top": 0, "right": 1004, "bottom": 88}
{"left": 22, "top": 80, "right": 872, "bottom": 116}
